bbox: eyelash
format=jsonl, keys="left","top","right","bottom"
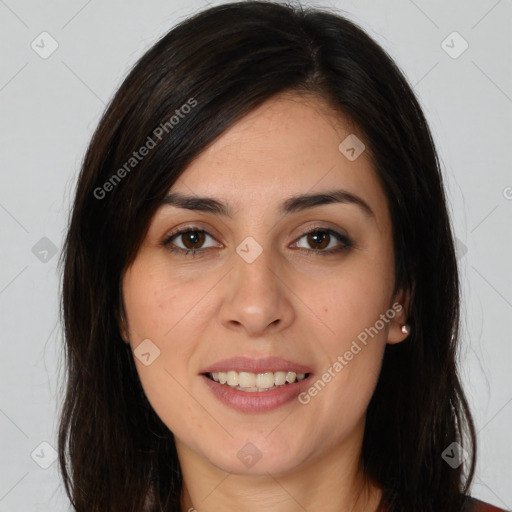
{"left": 162, "top": 225, "right": 354, "bottom": 258}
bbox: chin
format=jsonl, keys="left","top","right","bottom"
{"left": 201, "top": 434, "right": 307, "bottom": 476}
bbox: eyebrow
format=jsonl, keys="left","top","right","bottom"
{"left": 159, "top": 189, "right": 375, "bottom": 219}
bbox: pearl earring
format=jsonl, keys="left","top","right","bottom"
{"left": 401, "top": 323, "right": 410, "bottom": 335}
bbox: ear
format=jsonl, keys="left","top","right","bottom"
{"left": 386, "top": 287, "right": 411, "bottom": 345}
{"left": 120, "top": 324, "right": 129, "bottom": 344}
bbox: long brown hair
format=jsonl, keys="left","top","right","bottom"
{"left": 58, "top": 1, "right": 476, "bottom": 510}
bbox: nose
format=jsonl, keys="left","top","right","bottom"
{"left": 218, "top": 242, "right": 295, "bottom": 338}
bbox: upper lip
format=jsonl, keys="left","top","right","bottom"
{"left": 199, "top": 356, "right": 312, "bottom": 375}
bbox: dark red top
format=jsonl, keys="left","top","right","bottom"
{"left": 379, "top": 497, "right": 508, "bottom": 511}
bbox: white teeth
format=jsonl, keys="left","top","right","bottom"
{"left": 208, "top": 370, "right": 308, "bottom": 391}
{"left": 238, "top": 371, "right": 256, "bottom": 388}
{"left": 274, "top": 371, "right": 286, "bottom": 386}
{"left": 256, "top": 372, "right": 274, "bottom": 389}
{"left": 285, "top": 371, "right": 297, "bottom": 383}
{"left": 226, "top": 370, "right": 238, "bottom": 386}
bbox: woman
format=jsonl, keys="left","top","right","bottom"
{"left": 57, "top": 1, "right": 507, "bottom": 511}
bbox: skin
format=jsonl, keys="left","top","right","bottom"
{"left": 121, "top": 91, "right": 410, "bottom": 512}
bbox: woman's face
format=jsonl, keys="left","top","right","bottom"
{"left": 121, "top": 92, "right": 409, "bottom": 478}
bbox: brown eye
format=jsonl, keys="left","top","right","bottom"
{"left": 162, "top": 227, "right": 219, "bottom": 257}
{"left": 180, "top": 230, "right": 206, "bottom": 250}
{"left": 293, "top": 228, "right": 353, "bottom": 256}
{"left": 306, "top": 231, "right": 330, "bottom": 250}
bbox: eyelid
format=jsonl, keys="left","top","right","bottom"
{"left": 163, "top": 222, "right": 223, "bottom": 244}
{"left": 292, "top": 221, "right": 349, "bottom": 240}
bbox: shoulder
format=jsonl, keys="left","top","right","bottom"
{"left": 464, "top": 496, "right": 509, "bottom": 512}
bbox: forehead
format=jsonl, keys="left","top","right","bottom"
{"left": 166, "top": 92, "right": 390, "bottom": 228}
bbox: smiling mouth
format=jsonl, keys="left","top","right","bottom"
{"left": 203, "top": 370, "right": 310, "bottom": 392}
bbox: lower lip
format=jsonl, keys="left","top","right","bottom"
{"left": 200, "top": 374, "right": 312, "bottom": 413}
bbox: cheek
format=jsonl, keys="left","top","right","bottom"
{"left": 122, "top": 257, "right": 218, "bottom": 433}
{"left": 295, "top": 252, "right": 392, "bottom": 418}
{"left": 300, "top": 251, "right": 394, "bottom": 351}
{"left": 122, "top": 256, "right": 202, "bottom": 341}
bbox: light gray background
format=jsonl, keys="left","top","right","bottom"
{"left": 0, "top": 0, "right": 511, "bottom": 510}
